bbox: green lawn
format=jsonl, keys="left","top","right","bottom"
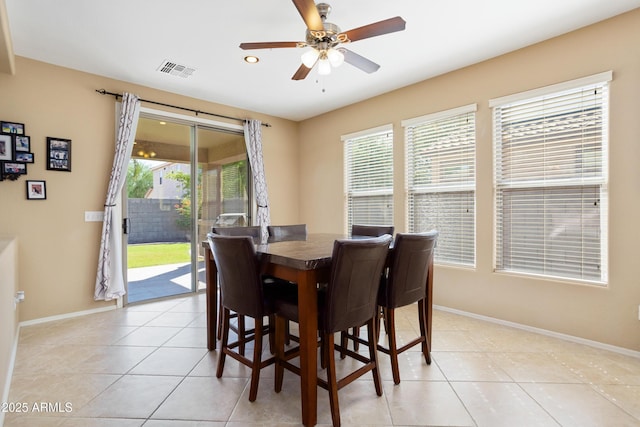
{"left": 127, "top": 243, "right": 192, "bottom": 268}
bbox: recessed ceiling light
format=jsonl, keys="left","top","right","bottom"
{"left": 244, "top": 56, "right": 259, "bottom": 64}
{"left": 159, "top": 121, "right": 166, "bottom": 125}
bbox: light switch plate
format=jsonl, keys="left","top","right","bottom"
{"left": 85, "top": 211, "right": 104, "bottom": 222}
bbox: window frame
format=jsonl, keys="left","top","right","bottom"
{"left": 403, "top": 104, "right": 477, "bottom": 267}
{"left": 342, "top": 124, "right": 394, "bottom": 234}
{"left": 490, "top": 71, "right": 611, "bottom": 284}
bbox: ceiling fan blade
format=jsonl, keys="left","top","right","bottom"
{"left": 342, "top": 49, "right": 380, "bottom": 74}
{"left": 239, "top": 42, "right": 300, "bottom": 50}
{"left": 292, "top": 0, "right": 324, "bottom": 31}
{"left": 292, "top": 63, "right": 313, "bottom": 80}
{"left": 342, "top": 16, "right": 406, "bottom": 42}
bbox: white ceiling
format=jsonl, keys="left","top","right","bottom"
{"left": 5, "top": 0, "right": 639, "bottom": 121}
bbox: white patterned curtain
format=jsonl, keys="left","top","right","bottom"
{"left": 244, "top": 119, "right": 270, "bottom": 241}
{"left": 94, "top": 93, "right": 141, "bottom": 300}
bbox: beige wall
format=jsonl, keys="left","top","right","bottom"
{"left": 298, "top": 9, "right": 640, "bottom": 351}
{"left": 0, "top": 57, "right": 300, "bottom": 322}
{"left": 0, "top": 238, "right": 18, "bottom": 419}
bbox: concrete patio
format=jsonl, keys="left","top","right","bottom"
{"left": 126, "top": 261, "right": 206, "bottom": 303}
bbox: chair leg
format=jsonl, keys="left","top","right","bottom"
{"left": 238, "top": 315, "right": 246, "bottom": 356}
{"left": 386, "top": 308, "right": 401, "bottom": 385}
{"left": 366, "top": 318, "right": 383, "bottom": 396}
{"left": 268, "top": 314, "right": 276, "bottom": 355}
{"left": 320, "top": 333, "right": 327, "bottom": 369}
{"left": 324, "top": 332, "right": 341, "bottom": 427}
{"left": 216, "top": 308, "right": 230, "bottom": 378}
{"left": 339, "top": 323, "right": 366, "bottom": 360}
{"left": 381, "top": 306, "right": 389, "bottom": 336}
{"left": 248, "top": 317, "right": 264, "bottom": 402}
{"left": 375, "top": 307, "right": 384, "bottom": 343}
{"left": 274, "top": 315, "right": 286, "bottom": 393}
{"left": 285, "top": 321, "right": 291, "bottom": 345}
{"left": 217, "top": 288, "right": 223, "bottom": 340}
{"left": 417, "top": 299, "right": 431, "bottom": 364}
{"left": 351, "top": 327, "right": 360, "bottom": 351}
{"left": 339, "top": 331, "right": 348, "bottom": 359}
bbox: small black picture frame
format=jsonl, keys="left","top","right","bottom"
{"left": 15, "top": 135, "right": 30, "bottom": 152}
{"left": 26, "top": 180, "right": 46, "bottom": 200}
{"left": 15, "top": 152, "right": 34, "bottom": 163}
{"left": 0, "top": 134, "right": 13, "bottom": 161}
{"left": 46, "top": 137, "right": 72, "bottom": 172}
{"left": 1, "top": 121, "right": 25, "bottom": 135}
{"left": 2, "top": 162, "right": 27, "bottom": 175}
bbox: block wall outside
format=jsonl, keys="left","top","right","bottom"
{"left": 127, "top": 198, "right": 188, "bottom": 244}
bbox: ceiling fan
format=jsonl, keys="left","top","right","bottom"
{"left": 239, "top": 0, "right": 406, "bottom": 80}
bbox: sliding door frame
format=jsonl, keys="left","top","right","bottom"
{"left": 123, "top": 107, "right": 247, "bottom": 302}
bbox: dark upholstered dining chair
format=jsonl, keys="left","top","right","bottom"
{"left": 207, "top": 233, "right": 296, "bottom": 402}
{"left": 212, "top": 225, "right": 261, "bottom": 239}
{"left": 211, "top": 226, "right": 263, "bottom": 344}
{"left": 345, "top": 224, "right": 395, "bottom": 350}
{"left": 267, "top": 224, "right": 307, "bottom": 240}
{"left": 351, "top": 224, "right": 395, "bottom": 238}
{"left": 376, "top": 231, "right": 438, "bottom": 384}
{"left": 273, "top": 234, "right": 392, "bottom": 427}
{"left": 266, "top": 224, "right": 308, "bottom": 342}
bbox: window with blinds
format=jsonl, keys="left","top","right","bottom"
{"left": 343, "top": 125, "right": 394, "bottom": 232}
{"left": 404, "top": 105, "right": 476, "bottom": 266}
{"left": 491, "top": 72, "right": 610, "bottom": 283}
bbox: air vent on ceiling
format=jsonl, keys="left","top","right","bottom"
{"left": 157, "top": 60, "right": 196, "bottom": 78}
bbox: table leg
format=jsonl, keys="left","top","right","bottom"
{"left": 204, "top": 246, "right": 217, "bottom": 351}
{"left": 297, "top": 269, "right": 318, "bottom": 426}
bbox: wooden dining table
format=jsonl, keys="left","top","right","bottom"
{"left": 202, "top": 232, "right": 434, "bottom": 427}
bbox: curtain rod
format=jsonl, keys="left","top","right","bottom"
{"left": 95, "top": 89, "right": 271, "bottom": 127}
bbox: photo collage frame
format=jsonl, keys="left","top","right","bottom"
{"left": 0, "top": 121, "right": 31, "bottom": 181}
{"left": 1, "top": 119, "right": 72, "bottom": 199}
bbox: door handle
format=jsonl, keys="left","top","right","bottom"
{"left": 123, "top": 218, "right": 130, "bottom": 234}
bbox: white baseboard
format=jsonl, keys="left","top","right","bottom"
{"left": 434, "top": 305, "right": 640, "bottom": 359}
{"left": 19, "top": 304, "right": 117, "bottom": 327}
{"left": 1, "top": 330, "right": 20, "bottom": 427}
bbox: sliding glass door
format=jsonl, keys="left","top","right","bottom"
{"left": 124, "top": 113, "right": 248, "bottom": 304}
{"left": 196, "top": 126, "right": 251, "bottom": 289}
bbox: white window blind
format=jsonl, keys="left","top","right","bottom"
{"left": 404, "top": 104, "right": 476, "bottom": 266}
{"left": 492, "top": 73, "right": 610, "bottom": 283}
{"left": 344, "top": 126, "right": 393, "bottom": 232}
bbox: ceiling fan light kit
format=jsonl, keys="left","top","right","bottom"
{"left": 301, "top": 48, "right": 320, "bottom": 68}
{"left": 326, "top": 48, "right": 344, "bottom": 67}
{"left": 239, "top": 0, "right": 405, "bottom": 80}
{"left": 318, "top": 56, "right": 332, "bottom": 75}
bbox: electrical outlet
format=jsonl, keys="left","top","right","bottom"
{"left": 15, "top": 291, "right": 25, "bottom": 309}
{"left": 84, "top": 211, "right": 104, "bottom": 222}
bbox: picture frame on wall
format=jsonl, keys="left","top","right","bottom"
{"left": 2, "top": 162, "right": 27, "bottom": 175}
{"left": 15, "top": 152, "right": 34, "bottom": 163}
{"left": 0, "top": 134, "right": 13, "bottom": 161}
{"left": 15, "top": 135, "right": 30, "bottom": 152}
{"left": 46, "top": 137, "right": 72, "bottom": 172}
{"left": 26, "top": 180, "right": 46, "bottom": 200}
{"left": 1, "top": 121, "right": 25, "bottom": 135}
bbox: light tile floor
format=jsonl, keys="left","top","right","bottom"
{"left": 4, "top": 293, "right": 640, "bottom": 427}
